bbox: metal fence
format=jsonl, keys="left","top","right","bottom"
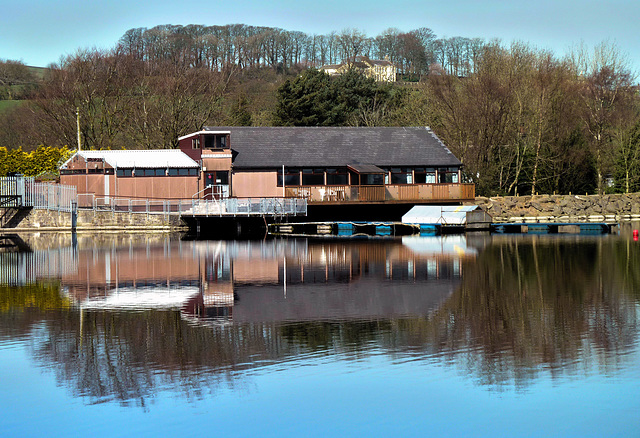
{"left": 0, "top": 176, "right": 27, "bottom": 207}
{"left": 2, "top": 176, "right": 306, "bottom": 218}
{"left": 25, "top": 181, "right": 77, "bottom": 212}
{"left": 188, "top": 198, "right": 308, "bottom": 217}
{"left": 76, "top": 194, "right": 307, "bottom": 217}
{"left": 0, "top": 176, "right": 77, "bottom": 212}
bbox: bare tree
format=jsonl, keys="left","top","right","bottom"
{"left": 337, "top": 28, "right": 367, "bottom": 66}
{"left": 571, "top": 41, "right": 637, "bottom": 194}
{"left": 33, "top": 49, "right": 138, "bottom": 149}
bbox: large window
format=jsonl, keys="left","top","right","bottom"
{"left": 414, "top": 168, "right": 436, "bottom": 184}
{"left": 326, "top": 168, "right": 348, "bottom": 185}
{"left": 203, "top": 134, "right": 227, "bottom": 149}
{"left": 361, "top": 173, "right": 384, "bottom": 185}
{"left": 389, "top": 167, "right": 412, "bottom": 184}
{"left": 277, "top": 168, "right": 300, "bottom": 186}
{"left": 438, "top": 167, "right": 459, "bottom": 184}
{"left": 302, "top": 168, "right": 324, "bottom": 185}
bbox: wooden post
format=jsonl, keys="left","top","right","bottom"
{"left": 76, "top": 107, "right": 82, "bottom": 151}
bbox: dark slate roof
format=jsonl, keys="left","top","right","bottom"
{"left": 201, "top": 126, "right": 462, "bottom": 169}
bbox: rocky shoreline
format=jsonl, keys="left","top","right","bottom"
{"left": 475, "top": 193, "right": 640, "bottom": 222}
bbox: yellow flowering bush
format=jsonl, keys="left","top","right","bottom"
{"left": 0, "top": 146, "right": 73, "bottom": 177}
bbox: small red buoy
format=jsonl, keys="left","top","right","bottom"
{"left": 634, "top": 230, "right": 639, "bottom": 241}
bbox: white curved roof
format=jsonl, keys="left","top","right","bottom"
{"left": 61, "top": 149, "right": 199, "bottom": 169}
{"left": 402, "top": 205, "right": 481, "bottom": 225}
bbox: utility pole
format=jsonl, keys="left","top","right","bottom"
{"left": 76, "top": 107, "right": 82, "bottom": 151}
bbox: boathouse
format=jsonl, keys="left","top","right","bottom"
{"left": 178, "top": 126, "right": 474, "bottom": 204}
{"left": 60, "top": 127, "right": 474, "bottom": 207}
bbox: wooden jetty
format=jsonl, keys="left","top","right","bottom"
{"left": 270, "top": 221, "right": 431, "bottom": 237}
{"left": 492, "top": 222, "right": 617, "bottom": 235}
{"left": 270, "top": 217, "right": 618, "bottom": 238}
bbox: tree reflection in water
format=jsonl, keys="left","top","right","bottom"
{"left": 0, "top": 235, "right": 638, "bottom": 404}
{"left": 405, "top": 235, "right": 640, "bottom": 388}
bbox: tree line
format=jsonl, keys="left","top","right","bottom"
{"left": 425, "top": 42, "right": 639, "bottom": 195}
{"left": 271, "top": 41, "right": 639, "bottom": 195}
{"left": 0, "top": 24, "right": 638, "bottom": 196}
{"left": 118, "top": 24, "right": 481, "bottom": 78}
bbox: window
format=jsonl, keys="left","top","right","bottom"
{"left": 277, "top": 168, "right": 300, "bottom": 187}
{"left": 326, "top": 168, "right": 348, "bottom": 185}
{"left": 117, "top": 168, "right": 133, "bottom": 177}
{"left": 205, "top": 171, "right": 229, "bottom": 186}
{"left": 61, "top": 169, "right": 86, "bottom": 175}
{"left": 169, "top": 168, "right": 196, "bottom": 176}
{"left": 302, "top": 168, "right": 324, "bottom": 185}
{"left": 192, "top": 138, "right": 200, "bottom": 149}
{"left": 143, "top": 169, "right": 155, "bottom": 176}
{"left": 389, "top": 167, "right": 412, "bottom": 184}
{"left": 348, "top": 170, "right": 359, "bottom": 185}
{"left": 155, "top": 169, "right": 165, "bottom": 176}
{"left": 438, "top": 167, "right": 459, "bottom": 184}
{"left": 361, "top": 174, "right": 384, "bottom": 185}
{"left": 414, "top": 168, "right": 436, "bottom": 184}
{"left": 203, "top": 134, "right": 227, "bottom": 149}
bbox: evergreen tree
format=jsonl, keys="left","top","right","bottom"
{"left": 273, "top": 68, "right": 400, "bottom": 126}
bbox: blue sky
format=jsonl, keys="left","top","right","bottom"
{"left": 1, "top": 0, "right": 639, "bottom": 73}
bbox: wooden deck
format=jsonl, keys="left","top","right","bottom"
{"left": 285, "top": 183, "right": 475, "bottom": 204}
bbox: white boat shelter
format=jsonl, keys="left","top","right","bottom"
{"left": 402, "top": 205, "right": 491, "bottom": 229}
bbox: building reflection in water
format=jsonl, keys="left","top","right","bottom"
{"left": 57, "top": 236, "right": 474, "bottom": 326}
{"left": 1, "top": 234, "right": 639, "bottom": 404}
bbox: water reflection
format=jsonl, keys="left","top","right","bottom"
{"left": 0, "top": 233, "right": 639, "bottom": 405}
{"left": 408, "top": 235, "right": 640, "bottom": 388}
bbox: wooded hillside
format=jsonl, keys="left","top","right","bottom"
{"left": 0, "top": 24, "right": 638, "bottom": 196}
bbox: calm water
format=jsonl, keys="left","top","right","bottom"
{"left": 1, "top": 231, "right": 639, "bottom": 437}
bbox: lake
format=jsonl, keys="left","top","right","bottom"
{"left": 1, "top": 231, "right": 639, "bottom": 437}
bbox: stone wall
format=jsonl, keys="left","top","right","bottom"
{"left": 475, "top": 193, "right": 640, "bottom": 222}
{"left": 4, "top": 193, "right": 640, "bottom": 231}
{"left": 2, "top": 208, "right": 186, "bottom": 231}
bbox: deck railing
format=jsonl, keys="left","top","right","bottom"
{"left": 76, "top": 194, "right": 307, "bottom": 217}
{"left": 285, "top": 183, "right": 475, "bottom": 203}
{"left": 187, "top": 198, "right": 307, "bottom": 217}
